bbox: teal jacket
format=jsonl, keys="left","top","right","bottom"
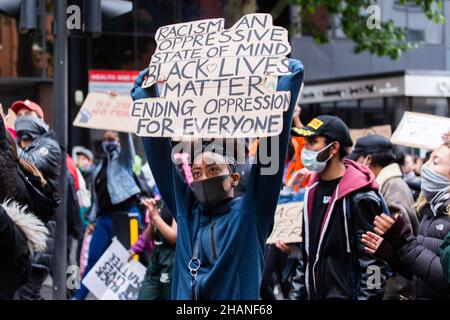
{"left": 131, "top": 59, "right": 305, "bottom": 299}
{"left": 441, "top": 231, "right": 450, "bottom": 284}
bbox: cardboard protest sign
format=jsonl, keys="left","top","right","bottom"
{"left": 391, "top": 112, "right": 450, "bottom": 150}
{"left": 350, "top": 125, "right": 392, "bottom": 145}
{"left": 82, "top": 237, "right": 146, "bottom": 300}
{"left": 131, "top": 13, "right": 292, "bottom": 138}
{"left": 73, "top": 93, "right": 137, "bottom": 133}
{"left": 267, "top": 202, "right": 303, "bottom": 244}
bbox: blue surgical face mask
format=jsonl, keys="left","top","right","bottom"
{"left": 301, "top": 142, "right": 334, "bottom": 173}
{"left": 101, "top": 140, "right": 119, "bottom": 153}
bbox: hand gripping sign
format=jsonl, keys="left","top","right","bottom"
{"left": 130, "top": 13, "right": 292, "bottom": 138}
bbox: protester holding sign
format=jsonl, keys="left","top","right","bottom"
{"left": 74, "top": 131, "right": 142, "bottom": 300}
{"left": 362, "top": 139, "right": 450, "bottom": 300}
{"left": 131, "top": 57, "right": 304, "bottom": 299}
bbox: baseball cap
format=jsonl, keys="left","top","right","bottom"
{"left": 11, "top": 100, "right": 44, "bottom": 119}
{"left": 348, "top": 135, "right": 394, "bottom": 161}
{"left": 291, "top": 115, "right": 353, "bottom": 147}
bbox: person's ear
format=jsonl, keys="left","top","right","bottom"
{"left": 366, "top": 155, "right": 373, "bottom": 167}
{"left": 231, "top": 173, "right": 240, "bottom": 187}
{"left": 330, "top": 141, "right": 340, "bottom": 156}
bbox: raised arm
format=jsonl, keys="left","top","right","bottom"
{"left": 130, "top": 70, "right": 194, "bottom": 218}
{"left": 243, "top": 59, "right": 305, "bottom": 226}
{"left": 118, "top": 132, "right": 135, "bottom": 168}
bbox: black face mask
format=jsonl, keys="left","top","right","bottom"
{"left": 192, "top": 174, "right": 233, "bottom": 207}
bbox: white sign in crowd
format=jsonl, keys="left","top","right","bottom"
{"left": 391, "top": 112, "right": 450, "bottom": 150}
{"left": 82, "top": 238, "right": 146, "bottom": 300}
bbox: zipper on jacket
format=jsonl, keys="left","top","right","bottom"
{"left": 343, "top": 197, "right": 351, "bottom": 253}
{"left": 210, "top": 221, "right": 218, "bottom": 261}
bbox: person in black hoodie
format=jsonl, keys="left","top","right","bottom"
{"left": 13, "top": 110, "right": 62, "bottom": 300}
{"left": 362, "top": 140, "right": 450, "bottom": 299}
{"left": 289, "top": 116, "right": 387, "bottom": 300}
{"left": 0, "top": 112, "right": 48, "bottom": 299}
{"left": 14, "top": 115, "right": 61, "bottom": 193}
{"left": 0, "top": 113, "right": 57, "bottom": 222}
{"left": 0, "top": 202, "right": 49, "bottom": 300}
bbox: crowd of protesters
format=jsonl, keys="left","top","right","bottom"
{"left": 1, "top": 59, "right": 449, "bottom": 300}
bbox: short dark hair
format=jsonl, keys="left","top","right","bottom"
{"left": 369, "top": 151, "right": 397, "bottom": 168}
{"left": 396, "top": 152, "right": 406, "bottom": 167}
{"left": 324, "top": 136, "right": 349, "bottom": 159}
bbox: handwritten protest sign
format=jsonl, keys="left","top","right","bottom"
{"left": 73, "top": 93, "right": 136, "bottom": 133}
{"left": 350, "top": 125, "right": 392, "bottom": 145}
{"left": 267, "top": 202, "right": 303, "bottom": 244}
{"left": 391, "top": 112, "right": 450, "bottom": 150}
{"left": 82, "top": 238, "right": 146, "bottom": 300}
{"left": 131, "top": 13, "right": 292, "bottom": 138}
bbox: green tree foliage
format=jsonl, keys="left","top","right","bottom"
{"left": 289, "top": 0, "right": 445, "bottom": 59}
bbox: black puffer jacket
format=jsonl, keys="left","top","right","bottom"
{"left": 0, "top": 202, "right": 48, "bottom": 300}
{"left": 15, "top": 166, "right": 59, "bottom": 223}
{"left": 0, "top": 115, "right": 59, "bottom": 222}
{"left": 380, "top": 203, "right": 450, "bottom": 300}
{"left": 18, "top": 131, "right": 62, "bottom": 194}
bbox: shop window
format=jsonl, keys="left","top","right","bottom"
{"left": 92, "top": 35, "right": 135, "bottom": 69}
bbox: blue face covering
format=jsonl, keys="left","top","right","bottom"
{"left": 101, "top": 140, "right": 119, "bottom": 153}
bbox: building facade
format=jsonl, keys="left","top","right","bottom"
{"left": 0, "top": 0, "right": 448, "bottom": 154}
{"left": 291, "top": 0, "right": 450, "bottom": 145}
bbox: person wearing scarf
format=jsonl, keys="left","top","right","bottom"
{"left": 362, "top": 141, "right": 450, "bottom": 300}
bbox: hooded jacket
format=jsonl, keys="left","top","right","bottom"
{"left": 290, "top": 159, "right": 387, "bottom": 300}
{"left": 15, "top": 116, "right": 62, "bottom": 194}
{"left": 0, "top": 201, "right": 48, "bottom": 300}
{"left": 88, "top": 132, "right": 141, "bottom": 221}
{"left": 131, "top": 59, "right": 304, "bottom": 300}
{"left": 0, "top": 115, "right": 58, "bottom": 223}
{"left": 377, "top": 163, "right": 419, "bottom": 235}
{"left": 376, "top": 162, "right": 418, "bottom": 300}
